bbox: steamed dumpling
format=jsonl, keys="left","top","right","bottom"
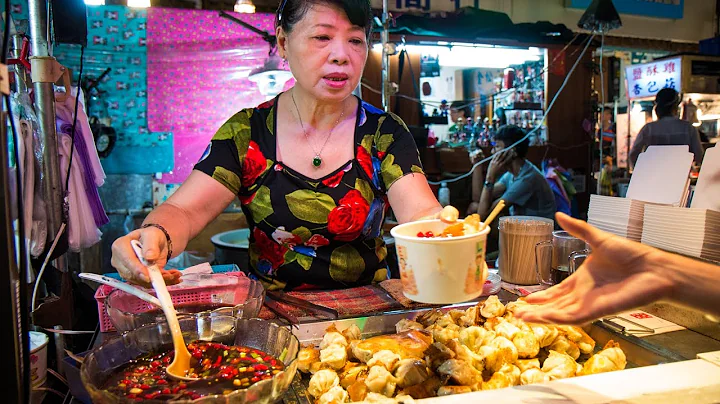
{"left": 521, "top": 368, "right": 549, "bottom": 385}
{"left": 459, "top": 326, "right": 495, "bottom": 353}
{"left": 297, "top": 346, "right": 321, "bottom": 373}
{"left": 395, "top": 319, "right": 424, "bottom": 333}
{"left": 365, "top": 365, "right": 398, "bottom": 397}
{"left": 309, "top": 369, "right": 340, "bottom": 398}
{"left": 512, "top": 330, "right": 540, "bottom": 358}
{"left": 542, "top": 350, "right": 578, "bottom": 380}
{"left": 341, "top": 324, "right": 362, "bottom": 342}
{"left": 318, "top": 385, "right": 348, "bottom": 404}
{"left": 516, "top": 358, "right": 541, "bottom": 373}
{"left": 530, "top": 324, "right": 559, "bottom": 348}
{"left": 480, "top": 295, "right": 506, "bottom": 318}
{"left": 367, "top": 350, "right": 401, "bottom": 372}
{"left": 320, "top": 344, "right": 348, "bottom": 370}
{"left": 321, "top": 331, "right": 349, "bottom": 350}
{"left": 549, "top": 334, "right": 581, "bottom": 360}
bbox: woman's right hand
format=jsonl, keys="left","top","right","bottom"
{"left": 111, "top": 226, "right": 182, "bottom": 288}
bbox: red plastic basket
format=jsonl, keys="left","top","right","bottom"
{"left": 95, "top": 272, "right": 254, "bottom": 332}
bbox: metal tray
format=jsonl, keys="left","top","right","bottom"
{"left": 280, "top": 303, "right": 686, "bottom": 403}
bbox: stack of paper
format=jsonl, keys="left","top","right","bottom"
{"left": 588, "top": 195, "right": 648, "bottom": 241}
{"left": 691, "top": 146, "right": 720, "bottom": 211}
{"left": 642, "top": 205, "right": 720, "bottom": 262}
{"left": 626, "top": 145, "right": 694, "bottom": 206}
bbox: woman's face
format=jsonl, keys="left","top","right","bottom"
{"left": 277, "top": 3, "right": 368, "bottom": 102}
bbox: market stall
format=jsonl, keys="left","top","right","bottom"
{"left": 618, "top": 54, "right": 720, "bottom": 170}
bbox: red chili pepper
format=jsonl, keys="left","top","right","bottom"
{"left": 161, "top": 388, "right": 171, "bottom": 395}
{"left": 127, "top": 394, "right": 136, "bottom": 399}
{"left": 140, "top": 384, "right": 150, "bottom": 390}
{"left": 251, "top": 377, "right": 259, "bottom": 383}
{"left": 144, "top": 393, "right": 157, "bottom": 400}
{"left": 172, "top": 387, "right": 180, "bottom": 394}
{"left": 425, "top": 231, "right": 434, "bottom": 237}
{"left": 214, "top": 356, "right": 222, "bottom": 366}
{"left": 178, "top": 383, "right": 187, "bottom": 389}
{"left": 416, "top": 231, "right": 425, "bottom": 237}
{"left": 156, "top": 379, "right": 168, "bottom": 385}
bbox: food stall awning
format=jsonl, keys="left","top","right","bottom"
{"left": 379, "top": 7, "right": 575, "bottom": 45}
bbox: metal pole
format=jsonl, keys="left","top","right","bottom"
{"left": 381, "top": 0, "right": 389, "bottom": 112}
{"left": 0, "top": 112, "right": 28, "bottom": 404}
{"left": 28, "top": 0, "right": 66, "bottom": 272}
{"left": 11, "top": 35, "right": 28, "bottom": 94}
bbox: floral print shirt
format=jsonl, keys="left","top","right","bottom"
{"left": 194, "top": 96, "right": 424, "bottom": 290}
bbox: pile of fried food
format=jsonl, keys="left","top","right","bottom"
{"left": 299, "top": 297, "right": 627, "bottom": 403}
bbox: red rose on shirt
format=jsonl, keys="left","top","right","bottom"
{"left": 239, "top": 193, "right": 255, "bottom": 205}
{"left": 356, "top": 145, "right": 374, "bottom": 179}
{"left": 253, "top": 227, "right": 288, "bottom": 270}
{"left": 242, "top": 141, "right": 267, "bottom": 185}
{"left": 322, "top": 170, "right": 345, "bottom": 188}
{"left": 328, "top": 190, "right": 370, "bottom": 241}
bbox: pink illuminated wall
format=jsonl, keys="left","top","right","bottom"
{"left": 147, "top": 9, "right": 292, "bottom": 184}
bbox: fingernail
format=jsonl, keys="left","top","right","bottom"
{"left": 139, "top": 274, "right": 150, "bottom": 283}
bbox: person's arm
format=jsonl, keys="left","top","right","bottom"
{"left": 388, "top": 174, "right": 442, "bottom": 223}
{"left": 688, "top": 126, "right": 704, "bottom": 166}
{"left": 477, "top": 150, "right": 511, "bottom": 219}
{"left": 514, "top": 213, "right": 720, "bottom": 324}
{"left": 628, "top": 126, "right": 647, "bottom": 168}
{"left": 381, "top": 113, "right": 442, "bottom": 223}
{"left": 111, "top": 171, "right": 235, "bottom": 286}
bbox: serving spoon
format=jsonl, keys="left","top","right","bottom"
{"left": 130, "top": 240, "right": 198, "bottom": 382}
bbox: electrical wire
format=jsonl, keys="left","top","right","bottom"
{"left": 427, "top": 33, "right": 596, "bottom": 185}
{"left": 3, "top": 2, "right": 32, "bottom": 402}
{"left": 64, "top": 45, "right": 85, "bottom": 193}
{"left": 597, "top": 31, "right": 605, "bottom": 194}
{"left": 31, "top": 223, "right": 66, "bottom": 312}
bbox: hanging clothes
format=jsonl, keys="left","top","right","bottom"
{"left": 54, "top": 89, "right": 108, "bottom": 250}
{"left": 11, "top": 92, "right": 48, "bottom": 258}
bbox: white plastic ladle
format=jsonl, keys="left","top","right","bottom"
{"left": 130, "top": 240, "right": 198, "bottom": 381}
{"left": 78, "top": 273, "right": 162, "bottom": 308}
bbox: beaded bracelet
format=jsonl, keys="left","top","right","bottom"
{"left": 141, "top": 223, "right": 173, "bottom": 262}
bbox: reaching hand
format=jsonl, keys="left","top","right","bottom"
{"left": 111, "top": 226, "right": 182, "bottom": 288}
{"left": 514, "top": 213, "right": 675, "bottom": 325}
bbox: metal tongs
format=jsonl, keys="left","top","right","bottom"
{"left": 264, "top": 291, "right": 338, "bottom": 327}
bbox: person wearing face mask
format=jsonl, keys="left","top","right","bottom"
{"left": 629, "top": 88, "right": 704, "bottom": 168}
{"left": 111, "top": 0, "right": 442, "bottom": 290}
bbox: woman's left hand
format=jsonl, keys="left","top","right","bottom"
{"left": 486, "top": 149, "right": 512, "bottom": 182}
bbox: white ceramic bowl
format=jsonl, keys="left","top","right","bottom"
{"left": 390, "top": 219, "right": 490, "bottom": 304}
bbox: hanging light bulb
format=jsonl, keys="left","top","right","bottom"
{"left": 234, "top": 0, "right": 256, "bottom": 13}
{"left": 248, "top": 53, "right": 294, "bottom": 99}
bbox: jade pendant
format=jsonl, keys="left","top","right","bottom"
{"left": 312, "top": 156, "right": 322, "bottom": 167}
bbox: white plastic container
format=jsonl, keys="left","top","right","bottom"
{"left": 390, "top": 219, "right": 490, "bottom": 304}
{"left": 29, "top": 331, "right": 49, "bottom": 387}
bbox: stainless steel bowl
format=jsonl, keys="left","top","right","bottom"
{"left": 81, "top": 317, "right": 299, "bottom": 403}
{"left": 105, "top": 274, "right": 264, "bottom": 332}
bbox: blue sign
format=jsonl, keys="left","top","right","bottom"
{"left": 569, "top": 0, "right": 684, "bottom": 20}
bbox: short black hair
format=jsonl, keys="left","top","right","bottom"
{"left": 276, "top": 0, "right": 373, "bottom": 40}
{"left": 655, "top": 88, "right": 680, "bottom": 118}
{"left": 494, "top": 124, "right": 529, "bottom": 158}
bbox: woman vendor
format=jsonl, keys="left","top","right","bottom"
{"left": 111, "top": 0, "right": 442, "bottom": 290}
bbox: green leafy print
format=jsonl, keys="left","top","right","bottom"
{"left": 297, "top": 254, "right": 313, "bottom": 271}
{"left": 285, "top": 190, "right": 337, "bottom": 224}
{"left": 355, "top": 178, "right": 374, "bottom": 205}
{"left": 248, "top": 185, "right": 273, "bottom": 223}
{"left": 211, "top": 166, "right": 242, "bottom": 195}
{"left": 212, "top": 109, "right": 252, "bottom": 161}
{"left": 380, "top": 153, "right": 405, "bottom": 188}
{"left": 329, "top": 244, "right": 366, "bottom": 283}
